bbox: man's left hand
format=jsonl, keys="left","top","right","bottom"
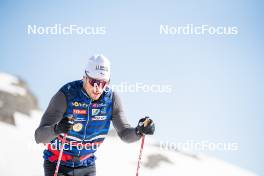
{"left": 136, "top": 117, "right": 155, "bottom": 136}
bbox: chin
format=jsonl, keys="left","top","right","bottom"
{"left": 92, "top": 94, "right": 101, "bottom": 100}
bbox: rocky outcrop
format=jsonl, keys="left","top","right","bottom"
{"left": 0, "top": 73, "right": 38, "bottom": 125}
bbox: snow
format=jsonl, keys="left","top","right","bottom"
{"left": 0, "top": 73, "right": 27, "bottom": 96}
{"left": 0, "top": 111, "right": 258, "bottom": 176}
{"left": 0, "top": 110, "right": 44, "bottom": 176}
{"left": 96, "top": 136, "right": 257, "bottom": 176}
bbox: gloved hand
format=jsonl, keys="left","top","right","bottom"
{"left": 136, "top": 116, "right": 155, "bottom": 136}
{"left": 54, "top": 117, "right": 75, "bottom": 134}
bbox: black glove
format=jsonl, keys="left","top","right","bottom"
{"left": 54, "top": 117, "right": 75, "bottom": 134}
{"left": 136, "top": 116, "right": 155, "bottom": 136}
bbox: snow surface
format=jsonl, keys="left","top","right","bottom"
{"left": 0, "top": 73, "right": 27, "bottom": 96}
{"left": 0, "top": 111, "right": 258, "bottom": 176}
{"left": 0, "top": 111, "right": 44, "bottom": 176}
{"left": 97, "top": 136, "right": 257, "bottom": 176}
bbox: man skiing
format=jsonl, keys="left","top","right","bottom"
{"left": 35, "top": 54, "right": 155, "bottom": 176}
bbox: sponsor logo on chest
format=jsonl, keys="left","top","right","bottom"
{"left": 91, "top": 103, "right": 107, "bottom": 108}
{"left": 92, "top": 116, "right": 107, "bottom": 121}
{"left": 72, "top": 123, "right": 83, "bottom": 132}
{"left": 73, "top": 109, "right": 87, "bottom": 115}
{"left": 92, "top": 109, "right": 100, "bottom": 116}
{"left": 72, "top": 101, "right": 89, "bottom": 108}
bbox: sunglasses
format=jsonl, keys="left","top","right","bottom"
{"left": 85, "top": 71, "right": 108, "bottom": 88}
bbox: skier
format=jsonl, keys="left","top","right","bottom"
{"left": 35, "top": 54, "right": 155, "bottom": 176}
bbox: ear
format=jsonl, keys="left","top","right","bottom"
{"left": 82, "top": 76, "right": 86, "bottom": 83}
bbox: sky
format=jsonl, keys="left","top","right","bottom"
{"left": 0, "top": 0, "right": 263, "bottom": 175}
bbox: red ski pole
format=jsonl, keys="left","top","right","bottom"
{"left": 53, "top": 116, "right": 74, "bottom": 176}
{"left": 136, "top": 135, "right": 145, "bottom": 176}
{"left": 136, "top": 118, "right": 150, "bottom": 176}
{"left": 54, "top": 133, "right": 67, "bottom": 176}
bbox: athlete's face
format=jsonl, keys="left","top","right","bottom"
{"left": 83, "top": 76, "right": 108, "bottom": 100}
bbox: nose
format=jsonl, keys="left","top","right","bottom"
{"left": 93, "top": 85, "right": 103, "bottom": 93}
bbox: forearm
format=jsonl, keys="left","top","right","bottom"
{"left": 113, "top": 118, "right": 141, "bottom": 143}
{"left": 35, "top": 124, "right": 57, "bottom": 144}
{"left": 118, "top": 127, "right": 141, "bottom": 143}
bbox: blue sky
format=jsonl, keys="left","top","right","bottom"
{"left": 0, "top": 0, "right": 263, "bottom": 174}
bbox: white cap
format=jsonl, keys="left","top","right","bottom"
{"left": 85, "top": 54, "right": 111, "bottom": 81}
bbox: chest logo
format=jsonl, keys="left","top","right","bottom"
{"left": 91, "top": 103, "right": 106, "bottom": 108}
{"left": 72, "top": 102, "right": 89, "bottom": 108}
{"left": 92, "top": 109, "right": 100, "bottom": 116}
{"left": 73, "top": 109, "right": 87, "bottom": 115}
{"left": 92, "top": 116, "right": 107, "bottom": 121}
{"left": 73, "top": 123, "right": 83, "bottom": 132}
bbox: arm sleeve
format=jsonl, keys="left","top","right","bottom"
{"left": 34, "top": 91, "right": 67, "bottom": 144}
{"left": 111, "top": 92, "right": 141, "bottom": 143}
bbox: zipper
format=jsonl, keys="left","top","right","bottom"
{"left": 77, "top": 100, "right": 92, "bottom": 158}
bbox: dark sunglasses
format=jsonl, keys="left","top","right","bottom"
{"left": 85, "top": 71, "right": 108, "bottom": 88}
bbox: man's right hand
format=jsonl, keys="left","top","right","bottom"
{"left": 54, "top": 117, "right": 75, "bottom": 134}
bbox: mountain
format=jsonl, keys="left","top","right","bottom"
{"left": 0, "top": 73, "right": 38, "bottom": 125}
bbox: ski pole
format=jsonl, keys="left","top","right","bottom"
{"left": 136, "top": 118, "right": 150, "bottom": 176}
{"left": 53, "top": 115, "right": 75, "bottom": 176}
{"left": 136, "top": 135, "right": 145, "bottom": 176}
{"left": 54, "top": 133, "right": 67, "bottom": 176}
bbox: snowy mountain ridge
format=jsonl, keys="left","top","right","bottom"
{"left": 0, "top": 72, "right": 38, "bottom": 125}
{"left": 0, "top": 73, "right": 27, "bottom": 96}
